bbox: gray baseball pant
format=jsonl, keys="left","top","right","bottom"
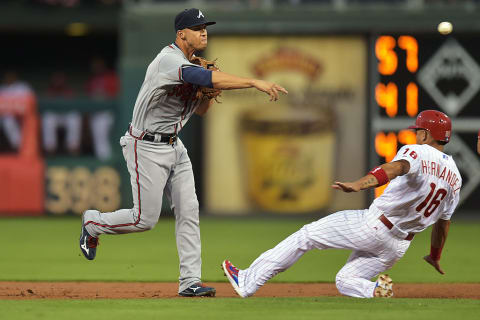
{"left": 84, "top": 134, "right": 202, "bottom": 293}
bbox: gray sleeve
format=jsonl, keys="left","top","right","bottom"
{"left": 156, "top": 53, "right": 199, "bottom": 86}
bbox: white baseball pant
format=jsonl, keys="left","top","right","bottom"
{"left": 238, "top": 209, "right": 411, "bottom": 298}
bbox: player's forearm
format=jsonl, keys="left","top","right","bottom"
{"left": 431, "top": 219, "right": 450, "bottom": 249}
{"left": 211, "top": 71, "right": 255, "bottom": 90}
{"left": 349, "top": 174, "right": 379, "bottom": 191}
{"left": 352, "top": 161, "right": 409, "bottom": 190}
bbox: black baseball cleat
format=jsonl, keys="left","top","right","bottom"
{"left": 179, "top": 283, "right": 216, "bottom": 297}
{"left": 79, "top": 222, "right": 99, "bottom": 260}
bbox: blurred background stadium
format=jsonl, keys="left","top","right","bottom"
{"left": 0, "top": 0, "right": 479, "bottom": 219}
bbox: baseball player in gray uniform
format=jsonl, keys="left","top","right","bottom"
{"left": 79, "top": 8, "right": 287, "bottom": 297}
{"left": 223, "top": 110, "right": 460, "bottom": 298}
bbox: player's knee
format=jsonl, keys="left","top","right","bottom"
{"left": 139, "top": 221, "right": 156, "bottom": 231}
{"left": 177, "top": 212, "right": 199, "bottom": 227}
{"left": 175, "top": 211, "right": 199, "bottom": 230}
{"left": 335, "top": 273, "right": 343, "bottom": 287}
{"left": 185, "top": 198, "right": 199, "bottom": 214}
{"left": 335, "top": 272, "right": 348, "bottom": 294}
{"left": 134, "top": 209, "right": 159, "bottom": 231}
{"left": 175, "top": 199, "right": 199, "bottom": 219}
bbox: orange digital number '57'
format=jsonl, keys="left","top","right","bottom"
{"left": 376, "top": 35, "right": 418, "bottom": 75}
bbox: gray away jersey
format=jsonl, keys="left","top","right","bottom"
{"left": 372, "top": 144, "right": 462, "bottom": 234}
{"left": 130, "top": 44, "right": 203, "bottom": 134}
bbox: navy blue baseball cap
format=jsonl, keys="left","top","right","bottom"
{"left": 175, "top": 8, "right": 216, "bottom": 31}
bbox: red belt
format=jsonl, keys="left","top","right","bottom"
{"left": 379, "top": 214, "right": 415, "bottom": 241}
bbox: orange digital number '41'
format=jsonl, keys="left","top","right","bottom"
{"left": 375, "top": 82, "right": 418, "bottom": 118}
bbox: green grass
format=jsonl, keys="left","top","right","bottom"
{"left": 0, "top": 216, "right": 479, "bottom": 283}
{"left": 0, "top": 297, "right": 479, "bottom": 320}
{"left": 1, "top": 217, "right": 478, "bottom": 320}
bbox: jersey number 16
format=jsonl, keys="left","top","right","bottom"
{"left": 416, "top": 183, "right": 447, "bottom": 217}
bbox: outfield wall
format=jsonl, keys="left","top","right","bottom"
{"left": 0, "top": 3, "right": 479, "bottom": 216}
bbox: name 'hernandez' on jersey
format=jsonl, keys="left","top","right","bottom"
{"left": 130, "top": 44, "right": 203, "bottom": 134}
{"left": 370, "top": 144, "right": 462, "bottom": 234}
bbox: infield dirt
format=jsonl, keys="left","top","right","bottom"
{"left": 1, "top": 282, "right": 479, "bottom": 300}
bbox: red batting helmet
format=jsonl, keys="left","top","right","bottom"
{"left": 408, "top": 110, "right": 452, "bottom": 143}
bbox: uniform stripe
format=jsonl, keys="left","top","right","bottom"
{"left": 128, "top": 125, "right": 145, "bottom": 140}
{"left": 85, "top": 141, "right": 142, "bottom": 228}
{"left": 85, "top": 140, "right": 142, "bottom": 229}
{"left": 181, "top": 100, "right": 189, "bottom": 117}
{"left": 134, "top": 139, "right": 142, "bottom": 225}
{"left": 178, "top": 86, "right": 198, "bottom": 130}
{"left": 179, "top": 99, "right": 190, "bottom": 130}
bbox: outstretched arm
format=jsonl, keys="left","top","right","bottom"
{"left": 211, "top": 71, "right": 288, "bottom": 101}
{"left": 332, "top": 160, "right": 410, "bottom": 192}
{"left": 423, "top": 219, "right": 450, "bottom": 275}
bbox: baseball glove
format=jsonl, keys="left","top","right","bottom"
{"left": 190, "top": 56, "right": 222, "bottom": 102}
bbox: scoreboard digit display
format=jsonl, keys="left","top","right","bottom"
{"left": 369, "top": 34, "right": 480, "bottom": 212}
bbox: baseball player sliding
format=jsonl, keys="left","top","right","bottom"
{"left": 223, "top": 110, "right": 461, "bottom": 298}
{"left": 79, "top": 8, "right": 287, "bottom": 297}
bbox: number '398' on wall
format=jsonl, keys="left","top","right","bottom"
{"left": 46, "top": 166, "right": 121, "bottom": 215}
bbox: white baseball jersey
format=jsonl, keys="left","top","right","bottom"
{"left": 234, "top": 144, "right": 462, "bottom": 299}
{"left": 130, "top": 44, "right": 202, "bottom": 134}
{"left": 372, "top": 144, "right": 461, "bottom": 234}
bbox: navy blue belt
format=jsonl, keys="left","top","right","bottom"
{"left": 142, "top": 133, "right": 177, "bottom": 144}
{"left": 128, "top": 125, "right": 177, "bottom": 144}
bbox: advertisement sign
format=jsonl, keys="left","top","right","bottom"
{"left": 0, "top": 94, "right": 123, "bottom": 216}
{"left": 0, "top": 92, "right": 44, "bottom": 215}
{"left": 205, "top": 36, "right": 367, "bottom": 214}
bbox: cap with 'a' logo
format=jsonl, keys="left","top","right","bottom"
{"left": 175, "top": 8, "right": 216, "bottom": 31}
